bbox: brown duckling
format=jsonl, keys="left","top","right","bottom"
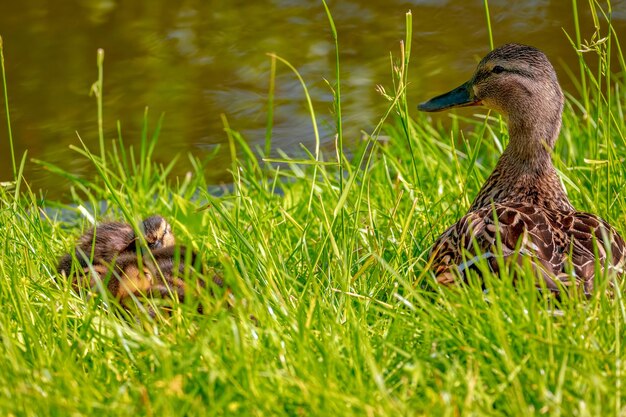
{"left": 144, "top": 245, "right": 201, "bottom": 301}
{"left": 76, "top": 245, "right": 223, "bottom": 315}
{"left": 144, "top": 246, "right": 226, "bottom": 313}
{"left": 71, "top": 252, "right": 156, "bottom": 315}
{"left": 57, "top": 215, "right": 175, "bottom": 277}
{"left": 98, "top": 253, "right": 155, "bottom": 300}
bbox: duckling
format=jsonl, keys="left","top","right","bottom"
{"left": 418, "top": 43, "right": 625, "bottom": 295}
{"left": 79, "top": 245, "right": 222, "bottom": 315}
{"left": 144, "top": 245, "right": 202, "bottom": 302}
{"left": 69, "top": 252, "right": 156, "bottom": 317}
{"left": 99, "top": 253, "right": 155, "bottom": 301}
{"left": 144, "top": 246, "right": 226, "bottom": 313}
{"left": 68, "top": 248, "right": 186, "bottom": 304}
{"left": 141, "top": 215, "right": 176, "bottom": 249}
{"left": 57, "top": 215, "right": 175, "bottom": 277}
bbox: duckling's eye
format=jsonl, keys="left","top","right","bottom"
{"left": 492, "top": 65, "right": 505, "bottom": 74}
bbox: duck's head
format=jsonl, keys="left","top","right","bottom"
{"left": 418, "top": 44, "right": 564, "bottom": 140}
{"left": 142, "top": 215, "right": 175, "bottom": 249}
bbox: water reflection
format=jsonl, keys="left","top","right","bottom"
{"left": 0, "top": 0, "right": 624, "bottom": 198}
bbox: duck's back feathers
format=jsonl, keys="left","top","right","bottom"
{"left": 568, "top": 212, "right": 625, "bottom": 288}
{"left": 431, "top": 203, "right": 625, "bottom": 295}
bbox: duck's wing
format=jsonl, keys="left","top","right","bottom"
{"left": 565, "top": 211, "right": 625, "bottom": 293}
{"left": 431, "top": 203, "right": 565, "bottom": 286}
{"left": 430, "top": 203, "right": 625, "bottom": 294}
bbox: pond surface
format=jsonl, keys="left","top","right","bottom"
{"left": 0, "top": 0, "right": 625, "bottom": 198}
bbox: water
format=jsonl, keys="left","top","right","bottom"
{"left": 0, "top": 0, "right": 624, "bottom": 198}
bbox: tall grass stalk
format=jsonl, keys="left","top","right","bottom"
{"left": 0, "top": 35, "right": 16, "bottom": 179}
{"left": 483, "top": 0, "right": 494, "bottom": 49}
{"left": 264, "top": 55, "right": 276, "bottom": 157}
{"left": 322, "top": 0, "right": 344, "bottom": 194}
{"left": 267, "top": 53, "right": 322, "bottom": 212}
{"left": 91, "top": 48, "right": 106, "bottom": 169}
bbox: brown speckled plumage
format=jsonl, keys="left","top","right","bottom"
{"left": 419, "top": 44, "right": 625, "bottom": 295}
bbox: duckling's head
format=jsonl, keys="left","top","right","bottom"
{"left": 142, "top": 215, "right": 175, "bottom": 249}
{"left": 419, "top": 44, "right": 564, "bottom": 147}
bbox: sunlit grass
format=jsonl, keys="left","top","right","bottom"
{"left": 0, "top": 2, "right": 626, "bottom": 416}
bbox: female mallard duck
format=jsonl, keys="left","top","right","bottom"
{"left": 418, "top": 43, "right": 625, "bottom": 295}
{"left": 57, "top": 214, "right": 175, "bottom": 277}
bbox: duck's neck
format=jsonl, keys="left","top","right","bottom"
{"left": 469, "top": 113, "right": 574, "bottom": 212}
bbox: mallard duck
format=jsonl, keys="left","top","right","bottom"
{"left": 418, "top": 43, "right": 625, "bottom": 295}
{"left": 57, "top": 214, "right": 175, "bottom": 277}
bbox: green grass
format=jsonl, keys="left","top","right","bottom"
{"left": 1, "top": 3, "right": 626, "bottom": 416}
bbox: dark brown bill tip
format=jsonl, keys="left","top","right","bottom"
{"left": 417, "top": 81, "right": 481, "bottom": 112}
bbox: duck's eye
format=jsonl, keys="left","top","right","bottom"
{"left": 492, "top": 65, "right": 505, "bottom": 74}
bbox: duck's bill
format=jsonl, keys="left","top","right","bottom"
{"left": 417, "top": 81, "right": 482, "bottom": 112}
